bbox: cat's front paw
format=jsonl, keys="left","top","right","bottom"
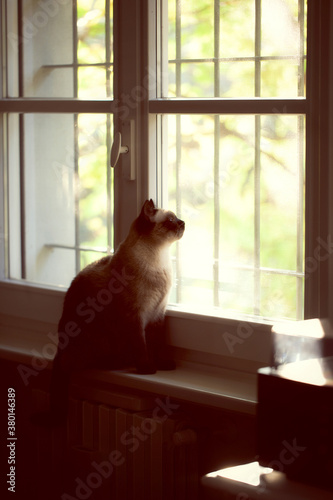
{"left": 136, "top": 360, "right": 157, "bottom": 374}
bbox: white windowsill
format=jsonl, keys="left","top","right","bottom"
{"left": 0, "top": 280, "right": 273, "bottom": 370}
{"left": 74, "top": 364, "right": 257, "bottom": 415}
{"left": 0, "top": 279, "right": 265, "bottom": 415}
{"left": 0, "top": 343, "right": 257, "bottom": 415}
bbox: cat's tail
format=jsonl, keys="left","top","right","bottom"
{"left": 30, "top": 353, "right": 70, "bottom": 427}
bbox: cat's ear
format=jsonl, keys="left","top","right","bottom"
{"left": 142, "top": 199, "right": 156, "bottom": 222}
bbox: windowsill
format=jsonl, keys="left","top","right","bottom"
{"left": 73, "top": 363, "right": 257, "bottom": 414}
{"left": 0, "top": 279, "right": 266, "bottom": 415}
{"left": 0, "top": 341, "right": 257, "bottom": 415}
{"left": 0, "top": 279, "right": 273, "bottom": 371}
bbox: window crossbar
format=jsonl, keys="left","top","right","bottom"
{"left": 44, "top": 243, "right": 113, "bottom": 255}
{"left": 169, "top": 55, "right": 306, "bottom": 64}
{"left": 42, "top": 63, "right": 113, "bottom": 69}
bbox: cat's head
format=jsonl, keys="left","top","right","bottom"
{"left": 136, "top": 199, "right": 185, "bottom": 245}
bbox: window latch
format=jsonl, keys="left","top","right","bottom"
{"left": 110, "top": 120, "right": 135, "bottom": 180}
{"left": 110, "top": 132, "right": 129, "bottom": 168}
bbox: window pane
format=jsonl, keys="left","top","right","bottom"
{"left": 7, "top": 113, "right": 113, "bottom": 287}
{"left": 20, "top": 0, "right": 113, "bottom": 98}
{"left": 167, "top": 0, "right": 306, "bottom": 98}
{"left": 165, "top": 114, "right": 305, "bottom": 321}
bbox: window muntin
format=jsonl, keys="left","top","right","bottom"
{"left": 158, "top": 0, "right": 306, "bottom": 322}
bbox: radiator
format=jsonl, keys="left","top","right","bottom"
{"left": 32, "top": 386, "right": 199, "bottom": 500}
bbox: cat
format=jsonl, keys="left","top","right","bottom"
{"left": 49, "top": 199, "right": 185, "bottom": 422}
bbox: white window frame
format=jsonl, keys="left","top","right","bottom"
{"left": 1, "top": 0, "right": 333, "bottom": 377}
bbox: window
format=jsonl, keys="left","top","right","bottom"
{"left": 158, "top": 0, "right": 306, "bottom": 322}
{"left": 1, "top": 0, "right": 333, "bottom": 370}
{"left": 3, "top": 0, "right": 113, "bottom": 287}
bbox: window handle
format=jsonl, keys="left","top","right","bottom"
{"left": 110, "top": 120, "right": 136, "bottom": 180}
{"left": 110, "top": 132, "right": 129, "bottom": 168}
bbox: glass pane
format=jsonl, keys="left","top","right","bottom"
{"left": 260, "top": 273, "right": 300, "bottom": 320}
{"left": 78, "top": 66, "right": 110, "bottom": 99}
{"left": 21, "top": 0, "right": 113, "bottom": 98}
{"left": 165, "top": 114, "right": 305, "bottom": 321}
{"left": 8, "top": 113, "right": 113, "bottom": 287}
{"left": 168, "top": 62, "right": 215, "bottom": 98}
{"left": 219, "top": 62, "right": 255, "bottom": 98}
{"left": 77, "top": 1, "right": 107, "bottom": 64}
{"left": 167, "top": 0, "right": 306, "bottom": 98}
